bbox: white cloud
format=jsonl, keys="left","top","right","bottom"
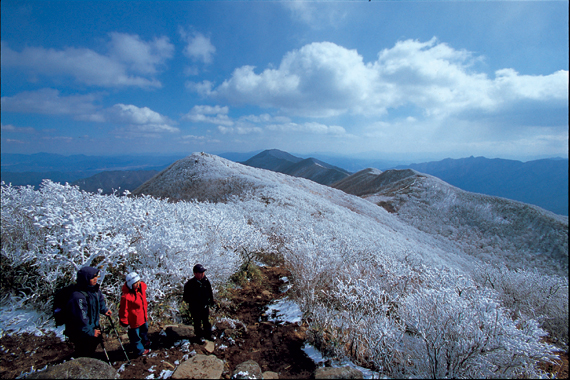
{"left": 1, "top": 33, "right": 174, "bottom": 87}
{"left": 197, "top": 39, "right": 567, "bottom": 124}
{"left": 179, "top": 29, "right": 216, "bottom": 64}
{"left": 218, "top": 125, "right": 263, "bottom": 135}
{"left": 182, "top": 105, "right": 234, "bottom": 126}
{"left": 107, "top": 32, "right": 174, "bottom": 75}
{"left": 186, "top": 80, "right": 215, "bottom": 95}
{"left": 108, "top": 104, "right": 179, "bottom": 133}
{"left": 1, "top": 89, "right": 101, "bottom": 118}
{"left": 239, "top": 113, "right": 291, "bottom": 124}
{"left": 267, "top": 122, "right": 347, "bottom": 135}
{"left": 181, "top": 134, "right": 221, "bottom": 144}
{"left": 1, "top": 123, "right": 36, "bottom": 133}
{"left": 283, "top": 2, "right": 347, "bottom": 29}
{"left": 4, "top": 139, "right": 28, "bottom": 144}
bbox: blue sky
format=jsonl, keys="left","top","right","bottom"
{"left": 1, "top": 0, "right": 568, "bottom": 161}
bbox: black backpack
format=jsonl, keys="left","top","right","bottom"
{"left": 52, "top": 284, "right": 85, "bottom": 327}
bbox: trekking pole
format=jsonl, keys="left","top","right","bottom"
{"left": 99, "top": 333, "right": 112, "bottom": 367}
{"left": 106, "top": 314, "right": 131, "bottom": 364}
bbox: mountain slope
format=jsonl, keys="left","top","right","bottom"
{"left": 242, "top": 149, "right": 350, "bottom": 186}
{"left": 132, "top": 152, "right": 477, "bottom": 271}
{"left": 333, "top": 168, "right": 568, "bottom": 275}
{"left": 397, "top": 156, "right": 569, "bottom": 216}
{"left": 134, "top": 153, "right": 567, "bottom": 275}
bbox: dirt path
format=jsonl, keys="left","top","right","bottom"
{"left": 1, "top": 266, "right": 567, "bottom": 379}
{"left": 0, "top": 266, "right": 317, "bottom": 379}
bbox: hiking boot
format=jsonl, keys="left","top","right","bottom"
{"left": 144, "top": 340, "right": 151, "bottom": 349}
{"left": 142, "top": 349, "right": 151, "bottom": 356}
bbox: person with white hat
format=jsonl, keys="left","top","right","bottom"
{"left": 119, "top": 271, "right": 150, "bottom": 357}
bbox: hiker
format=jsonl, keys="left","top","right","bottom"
{"left": 119, "top": 272, "right": 151, "bottom": 357}
{"left": 65, "top": 266, "right": 112, "bottom": 358}
{"left": 183, "top": 264, "right": 214, "bottom": 341}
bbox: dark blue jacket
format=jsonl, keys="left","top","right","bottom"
{"left": 65, "top": 267, "right": 109, "bottom": 340}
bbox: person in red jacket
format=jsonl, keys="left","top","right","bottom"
{"left": 119, "top": 272, "right": 150, "bottom": 357}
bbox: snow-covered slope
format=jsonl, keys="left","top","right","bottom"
{"left": 334, "top": 168, "right": 568, "bottom": 275}
{"left": 133, "top": 153, "right": 476, "bottom": 270}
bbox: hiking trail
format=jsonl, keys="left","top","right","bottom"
{"left": 0, "top": 266, "right": 319, "bottom": 379}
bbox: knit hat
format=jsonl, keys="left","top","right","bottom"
{"left": 126, "top": 272, "right": 141, "bottom": 289}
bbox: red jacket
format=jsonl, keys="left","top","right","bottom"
{"left": 119, "top": 281, "right": 148, "bottom": 328}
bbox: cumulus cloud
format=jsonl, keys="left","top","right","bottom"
{"left": 107, "top": 104, "right": 179, "bottom": 133}
{"left": 179, "top": 28, "right": 216, "bottom": 64}
{"left": 192, "top": 38, "right": 567, "bottom": 124}
{"left": 182, "top": 105, "right": 234, "bottom": 126}
{"left": 1, "top": 33, "right": 174, "bottom": 87}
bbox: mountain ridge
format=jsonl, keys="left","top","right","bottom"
{"left": 242, "top": 149, "right": 351, "bottom": 186}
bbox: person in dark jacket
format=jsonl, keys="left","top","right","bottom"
{"left": 119, "top": 272, "right": 150, "bottom": 357}
{"left": 183, "top": 264, "right": 214, "bottom": 341}
{"left": 65, "top": 266, "right": 112, "bottom": 357}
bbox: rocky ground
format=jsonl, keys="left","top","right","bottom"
{"left": 0, "top": 266, "right": 319, "bottom": 379}
{"left": 0, "top": 265, "right": 568, "bottom": 379}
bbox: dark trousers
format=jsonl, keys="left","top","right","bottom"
{"left": 190, "top": 306, "right": 211, "bottom": 339}
{"left": 70, "top": 334, "right": 101, "bottom": 358}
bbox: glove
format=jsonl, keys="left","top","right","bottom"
{"left": 120, "top": 322, "right": 128, "bottom": 328}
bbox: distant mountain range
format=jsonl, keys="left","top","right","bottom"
{"left": 1, "top": 151, "right": 567, "bottom": 215}
{"left": 0, "top": 153, "right": 181, "bottom": 193}
{"left": 71, "top": 170, "right": 159, "bottom": 195}
{"left": 242, "top": 149, "right": 351, "bottom": 186}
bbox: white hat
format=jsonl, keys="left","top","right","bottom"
{"left": 126, "top": 272, "right": 141, "bottom": 289}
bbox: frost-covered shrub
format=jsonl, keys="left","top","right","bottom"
{"left": 471, "top": 263, "right": 569, "bottom": 346}
{"left": 1, "top": 181, "right": 268, "bottom": 315}
{"left": 304, "top": 261, "right": 557, "bottom": 379}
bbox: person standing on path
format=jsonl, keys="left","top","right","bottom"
{"left": 66, "top": 266, "right": 112, "bottom": 358}
{"left": 183, "top": 264, "right": 214, "bottom": 341}
{"left": 119, "top": 272, "right": 151, "bottom": 357}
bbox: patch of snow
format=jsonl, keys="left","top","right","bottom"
{"left": 302, "top": 344, "right": 379, "bottom": 379}
{"left": 158, "top": 369, "right": 174, "bottom": 379}
{"left": 266, "top": 298, "right": 302, "bottom": 324}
